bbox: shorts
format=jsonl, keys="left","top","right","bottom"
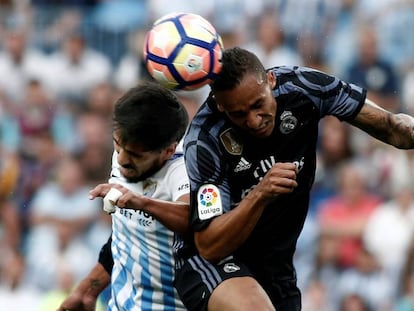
{"left": 174, "top": 255, "right": 301, "bottom": 311}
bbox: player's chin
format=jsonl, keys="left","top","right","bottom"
{"left": 250, "top": 124, "right": 273, "bottom": 138}
{"left": 120, "top": 168, "right": 141, "bottom": 183}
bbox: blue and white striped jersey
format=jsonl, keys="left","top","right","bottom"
{"left": 108, "top": 149, "right": 189, "bottom": 311}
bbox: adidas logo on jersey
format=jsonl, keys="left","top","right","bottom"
{"left": 234, "top": 157, "right": 251, "bottom": 172}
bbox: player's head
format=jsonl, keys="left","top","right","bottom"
{"left": 211, "top": 47, "right": 277, "bottom": 138}
{"left": 113, "top": 81, "right": 188, "bottom": 182}
{"left": 211, "top": 47, "right": 267, "bottom": 92}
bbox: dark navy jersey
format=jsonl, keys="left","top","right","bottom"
{"left": 174, "top": 66, "right": 366, "bottom": 296}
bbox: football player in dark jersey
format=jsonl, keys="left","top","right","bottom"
{"left": 173, "top": 47, "right": 414, "bottom": 311}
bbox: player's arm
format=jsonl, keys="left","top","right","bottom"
{"left": 90, "top": 184, "right": 190, "bottom": 234}
{"left": 56, "top": 263, "right": 110, "bottom": 311}
{"left": 121, "top": 192, "right": 190, "bottom": 233}
{"left": 137, "top": 193, "right": 190, "bottom": 233}
{"left": 350, "top": 98, "right": 414, "bottom": 149}
{"left": 194, "top": 162, "right": 298, "bottom": 263}
{"left": 57, "top": 237, "right": 112, "bottom": 311}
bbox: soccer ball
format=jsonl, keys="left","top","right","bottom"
{"left": 143, "top": 12, "right": 223, "bottom": 90}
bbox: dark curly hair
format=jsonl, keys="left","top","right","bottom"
{"left": 113, "top": 80, "right": 188, "bottom": 151}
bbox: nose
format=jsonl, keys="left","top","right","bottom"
{"left": 117, "top": 148, "right": 130, "bottom": 167}
{"left": 245, "top": 112, "right": 261, "bottom": 129}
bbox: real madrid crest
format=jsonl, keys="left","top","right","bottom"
{"left": 279, "top": 111, "right": 298, "bottom": 134}
{"left": 220, "top": 129, "right": 243, "bottom": 155}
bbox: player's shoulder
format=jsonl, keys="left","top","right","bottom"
{"left": 161, "top": 152, "right": 187, "bottom": 177}
{"left": 271, "top": 65, "right": 341, "bottom": 99}
{"left": 186, "top": 101, "right": 228, "bottom": 145}
{"left": 268, "top": 65, "right": 334, "bottom": 81}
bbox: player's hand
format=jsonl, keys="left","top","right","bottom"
{"left": 89, "top": 183, "right": 124, "bottom": 200}
{"left": 256, "top": 162, "right": 298, "bottom": 199}
{"left": 56, "top": 290, "right": 97, "bottom": 311}
{"left": 89, "top": 183, "right": 144, "bottom": 210}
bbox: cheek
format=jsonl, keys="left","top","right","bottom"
{"left": 226, "top": 115, "right": 245, "bottom": 128}
{"left": 131, "top": 158, "right": 146, "bottom": 171}
{"left": 135, "top": 157, "right": 157, "bottom": 172}
{"left": 265, "top": 99, "right": 277, "bottom": 116}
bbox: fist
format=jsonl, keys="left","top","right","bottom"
{"left": 257, "top": 162, "right": 298, "bottom": 199}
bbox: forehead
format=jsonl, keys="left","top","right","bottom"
{"left": 113, "top": 130, "right": 148, "bottom": 152}
{"left": 214, "top": 73, "right": 267, "bottom": 111}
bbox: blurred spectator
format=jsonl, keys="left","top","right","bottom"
{"left": 311, "top": 116, "right": 354, "bottom": 215}
{"left": 335, "top": 247, "right": 394, "bottom": 311}
{"left": 219, "top": 28, "right": 245, "bottom": 49}
{"left": 74, "top": 111, "right": 113, "bottom": 186}
{"left": 402, "top": 67, "right": 414, "bottom": 114}
{"left": 23, "top": 155, "right": 108, "bottom": 291}
{"left": 0, "top": 149, "right": 19, "bottom": 201}
{"left": 36, "top": 264, "right": 106, "bottom": 311}
{"left": 363, "top": 156, "right": 414, "bottom": 292}
{"left": 397, "top": 244, "right": 414, "bottom": 311}
{"left": 208, "top": 0, "right": 250, "bottom": 47}
{"left": 317, "top": 160, "right": 382, "bottom": 268}
{"left": 294, "top": 214, "right": 320, "bottom": 291}
{"left": 148, "top": 0, "right": 212, "bottom": 21}
{"left": 113, "top": 29, "right": 152, "bottom": 91}
{"left": 297, "top": 30, "right": 331, "bottom": 73}
{"left": 301, "top": 278, "right": 334, "bottom": 311}
{"left": 311, "top": 233, "right": 343, "bottom": 308}
{"left": 14, "top": 129, "right": 61, "bottom": 233}
{"left": 324, "top": 0, "right": 359, "bottom": 77}
{"left": 85, "top": 82, "right": 119, "bottom": 118}
{"left": 0, "top": 150, "right": 24, "bottom": 290}
{"left": 15, "top": 79, "right": 56, "bottom": 150}
{"left": 277, "top": 0, "right": 341, "bottom": 49}
{"left": 47, "top": 32, "right": 112, "bottom": 106}
{"left": 37, "top": 8, "right": 84, "bottom": 54}
{"left": 339, "top": 293, "right": 372, "bottom": 311}
{"left": 0, "top": 27, "right": 52, "bottom": 102}
{"left": 0, "top": 112, "right": 20, "bottom": 153}
{"left": 0, "top": 199, "right": 25, "bottom": 288}
{"left": 86, "top": 0, "right": 149, "bottom": 65}
{"left": 243, "top": 9, "right": 303, "bottom": 68}
{"left": 31, "top": 0, "right": 99, "bottom": 6}
{"left": 343, "top": 24, "right": 400, "bottom": 113}
{"left": 4, "top": 79, "right": 77, "bottom": 154}
{"left": 75, "top": 111, "right": 111, "bottom": 149}
{"left": 362, "top": 1, "right": 414, "bottom": 75}
{"left": 174, "top": 87, "right": 209, "bottom": 121}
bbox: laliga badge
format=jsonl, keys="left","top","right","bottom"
{"left": 197, "top": 184, "right": 223, "bottom": 220}
{"left": 279, "top": 111, "right": 298, "bottom": 134}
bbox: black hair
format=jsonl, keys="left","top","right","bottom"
{"left": 211, "top": 47, "right": 267, "bottom": 92}
{"left": 113, "top": 80, "right": 188, "bottom": 151}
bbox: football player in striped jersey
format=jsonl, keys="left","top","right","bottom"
{"left": 58, "top": 81, "right": 190, "bottom": 311}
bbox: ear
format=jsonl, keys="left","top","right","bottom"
{"left": 162, "top": 142, "right": 178, "bottom": 161}
{"left": 216, "top": 102, "right": 225, "bottom": 112}
{"left": 212, "top": 93, "right": 225, "bottom": 112}
{"left": 267, "top": 71, "right": 276, "bottom": 88}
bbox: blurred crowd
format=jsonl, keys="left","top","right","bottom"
{"left": 1, "top": 0, "right": 414, "bottom": 310}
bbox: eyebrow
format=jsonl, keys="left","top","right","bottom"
{"left": 228, "top": 97, "right": 264, "bottom": 114}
